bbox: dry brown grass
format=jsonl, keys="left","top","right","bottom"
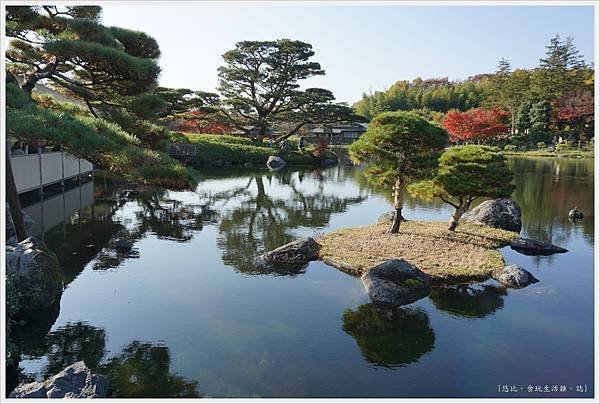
{"left": 317, "top": 221, "right": 519, "bottom": 283}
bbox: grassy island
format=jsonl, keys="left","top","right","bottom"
{"left": 318, "top": 221, "right": 519, "bottom": 283}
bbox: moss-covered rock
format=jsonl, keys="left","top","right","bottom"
{"left": 6, "top": 237, "right": 63, "bottom": 313}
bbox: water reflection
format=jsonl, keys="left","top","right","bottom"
{"left": 507, "top": 157, "right": 593, "bottom": 244}
{"left": 342, "top": 304, "right": 435, "bottom": 368}
{"left": 196, "top": 169, "right": 367, "bottom": 275}
{"left": 21, "top": 322, "right": 107, "bottom": 379}
{"left": 15, "top": 322, "right": 200, "bottom": 398}
{"left": 103, "top": 341, "right": 200, "bottom": 398}
{"left": 429, "top": 284, "right": 506, "bottom": 319}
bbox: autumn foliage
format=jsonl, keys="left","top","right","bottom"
{"left": 174, "top": 110, "right": 233, "bottom": 134}
{"left": 443, "top": 108, "right": 509, "bottom": 143}
{"left": 555, "top": 90, "right": 594, "bottom": 125}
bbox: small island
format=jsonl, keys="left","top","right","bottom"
{"left": 318, "top": 220, "right": 518, "bottom": 283}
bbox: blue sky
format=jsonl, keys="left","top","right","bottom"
{"left": 101, "top": 3, "right": 596, "bottom": 104}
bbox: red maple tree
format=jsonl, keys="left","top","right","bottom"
{"left": 555, "top": 89, "right": 594, "bottom": 126}
{"left": 443, "top": 108, "right": 509, "bottom": 143}
{"left": 174, "top": 110, "right": 233, "bottom": 134}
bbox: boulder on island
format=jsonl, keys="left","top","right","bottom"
{"left": 510, "top": 238, "right": 568, "bottom": 255}
{"left": 256, "top": 237, "right": 320, "bottom": 271}
{"left": 9, "top": 361, "right": 108, "bottom": 398}
{"left": 361, "top": 259, "right": 431, "bottom": 306}
{"left": 6, "top": 237, "right": 63, "bottom": 313}
{"left": 461, "top": 198, "right": 522, "bottom": 232}
{"left": 266, "top": 155, "right": 287, "bottom": 170}
{"left": 492, "top": 264, "right": 539, "bottom": 288}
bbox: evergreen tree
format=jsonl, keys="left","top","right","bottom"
{"left": 6, "top": 5, "right": 161, "bottom": 116}
{"left": 408, "top": 145, "right": 514, "bottom": 231}
{"left": 349, "top": 111, "right": 448, "bottom": 233}
{"left": 532, "top": 34, "right": 587, "bottom": 101}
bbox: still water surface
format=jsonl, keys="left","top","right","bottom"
{"left": 10, "top": 157, "right": 594, "bottom": 398}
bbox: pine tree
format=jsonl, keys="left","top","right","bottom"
{"left": 349, "top": 111, "right": 448, "bottom": 233}
{"left": 408, "top": 145, "right": 514, "bottom": 231}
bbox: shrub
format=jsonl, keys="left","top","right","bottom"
{"left": 313, "top": 136, "right": 330, "bottom": 159}
{"left": 537, "top": 142, "right": 547, "bottom": 149}
{"left": 504, "top": 145, "right": 517, "bottom": 152}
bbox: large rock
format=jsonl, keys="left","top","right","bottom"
{"left": 568, "top": 207, "right": 584, "bottom": 221}
{"left": 361, "top": 259, "right": 431, "bottom": 306}
{"left": 492, "top": 264, "right": 539, "bottom": 288}
{"left": 115, "top": 238, "right": 134, "bottom": 251}
{"left": 510, "top": 238, "right": 568, "bottom": 255}
{"left": 266, "top": 155, "right": 287, "bottom": 170}
{"left": 256, "top": 237, "right": 320, "bottom": 270}
{"left": 6, "top": 237, "right": 63, "bottom": 313}
{"left": 9, "top": 361, "right": 108, "bottom": 398}
{"left": 461, "top": 198, "right": 522, "bottom": 232}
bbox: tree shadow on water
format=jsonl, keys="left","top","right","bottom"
{"left": 11, "top": 320, "right": 201, "bottom": 398}
{"left": 429, "top": 284, "right": 507, "bottom": 319}
{"left": 342, "top": 304, "right": 435, "bottom": 369}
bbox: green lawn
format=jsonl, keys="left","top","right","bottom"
{"left": 177, "top": 133, "right": 328, "bottom": 165}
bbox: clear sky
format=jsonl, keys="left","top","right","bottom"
{"left": 101, "top": 3, "right": 596, "bottom": 104}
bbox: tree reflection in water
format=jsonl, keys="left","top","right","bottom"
{"left": 342, "top": 304, "right": 435, "bottom": 368}
{"left": 102, "top": 341, "right": 200, "bottom": 398}
{"left": 20, "top": 322, "right": 107, "bottom": 379}
{"left": 199, "top": 170, "right": 367, "bottom": 275}
{"left": 429, "top": 284, "right": 507, "bottom": 319}
{"left": 14, "top": 321, "right": 200, "bottom": 398}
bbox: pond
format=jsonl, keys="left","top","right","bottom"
{"left": 8, "top": 156, "right": 594, "bottom": 398}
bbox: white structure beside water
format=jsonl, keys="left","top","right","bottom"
{"left": 10, "top": 149, "right": 93, "bottom": 194}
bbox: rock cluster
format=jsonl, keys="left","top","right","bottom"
{"left": 9, "top": 361, "right": 108, "bottom": 398}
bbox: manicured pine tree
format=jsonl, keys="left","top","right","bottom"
{"left": 349, "top": 111, "right": 448, "bottom": 234}
{"left": 6, "top": 6, "right": 161, "bottom": 114}
{"left": 408, "top": 145, "right": 515, "bottom": 231}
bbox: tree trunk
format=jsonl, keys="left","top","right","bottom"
{"left": 448, "top": 202, "right": 469, "bottom": 231}
{"left": 6, "top": 151, "right": 28, "bottom": 242}
{"left": 388, "top": 178, "right": 405, "bottom": 234}
{"left": 510, "top": 107, "right": 515, "bottom": 137}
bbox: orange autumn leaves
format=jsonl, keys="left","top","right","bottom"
{"left": 443, "top": 108, "right": 509, "bottom": 143}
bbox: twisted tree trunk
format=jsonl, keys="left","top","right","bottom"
{"left": 388, "top": 178, "right": 405, "bottom": 234}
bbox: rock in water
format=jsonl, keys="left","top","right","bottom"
{"left": 266, "top": 155, "right": 287, "bottom": 170}
{"left": 361, "top": 259, "right": 431, "bottom": 306}
{"left": 115, "top": 239, "right": 134, "bottom": 251}
{"left": 492, "top": 264, "right": 539, "bottom": 288}
{"left": 256, "top": 237, "right": 320, "bottom": 271}
{"left": 461, "top": 198, "right": 522, "bottom": 232}
{"left": 568, "top": 207, "right": 584, "bottom": 221}
{"left": 9, "top": 361, "right": 108, "bottom": 398}
{"left": 6, "top": 237, "right": 63, "bottom": 313}
{"left": 510, "top": 238, "right": 568, "bottom": 255}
